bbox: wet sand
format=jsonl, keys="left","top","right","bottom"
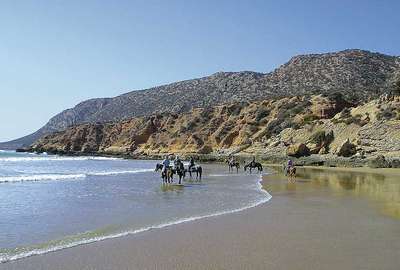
{"left": 2, "top": 166, "right": 400, "bottom": 270}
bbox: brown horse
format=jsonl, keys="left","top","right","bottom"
{"left": 155, "top": 164, "right": 174, "bottom": 183}
{"left": 287, "top": 166, "right": 296, "bottom": 181}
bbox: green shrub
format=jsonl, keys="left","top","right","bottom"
{"left": 303, "top": 114, "right": 318, "bottom": 124}
{"left": 376, "top": 108, "right": 396, "bottom": 120}
{"left": 255, "top": 108, "right": 270, "bottom": 122}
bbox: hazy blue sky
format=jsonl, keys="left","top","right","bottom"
{"left": 1, "top": 0, "right": 399, "bottom": 142}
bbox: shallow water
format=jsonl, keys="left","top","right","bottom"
{"left": 264, "top": 166, "right": 400, "bottom": 219}
{"left": 0, "top": 151, "right": 269, "bottom": 262}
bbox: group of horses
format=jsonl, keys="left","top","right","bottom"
{"left": 227, "top": 159, "right": 297, "bottom": 180}
{"left": 226, "top": 159, "right": 263, "bottom": 173}
{"left": 155, "top": 158, "right": 296, "bottom": 184}
{"left": 155, "top": 163, "right": 202, "bottom": 184}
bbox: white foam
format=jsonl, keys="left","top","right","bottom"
{"left": 0, "top": 174, "right": 271, "bottom": 263}
{"left": 0, "top": 156, "right": 121, "bottom": 162}
{"left": 0, "top": 169, "right": 153, "bottom": 183}
{"left": 88, "top": 169, "right": 153, "bottom": 176}
{"left": 209, "top": 174, "right": 249, "bottom": 177}
{"left": 0, "top": 174, "right": 86, "bottom": 183}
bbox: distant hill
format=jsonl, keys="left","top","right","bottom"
{"left": 1, "top": 49, "right": 399, "bottom": 149}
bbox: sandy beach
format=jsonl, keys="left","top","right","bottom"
{"left": 2, "top": 166, "right": 400, "bottom": 270}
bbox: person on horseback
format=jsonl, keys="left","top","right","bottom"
{"left": 162, "top": 155, "right": 171, "bottom": 175}
{"left": 188, "top": 156, "right": 195, "bottom": 171}
{"left": 286, "top": 159, "right": 294, "bottom": 175}
{"left": 174, "top": 155, "right": 181, "bottom": 169}
{"left": 251, "top": 156, "right": 256, "bottom": 167}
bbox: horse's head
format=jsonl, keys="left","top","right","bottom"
{"left": 155, "top": 163, "right": 161, "bottom": 172}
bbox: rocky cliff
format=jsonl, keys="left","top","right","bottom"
{"left": 2, "top": 49, "right": 399, "bottom": 149}
{"left": 31, "top": 93, "right": 400, "bottom": 167}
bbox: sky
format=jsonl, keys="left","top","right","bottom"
{"left": 0, "top": 0, "right": 399, "bottom": 142}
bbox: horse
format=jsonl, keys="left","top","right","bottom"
{"left": 186, "top": 165, "right": 202, "bottom": 181}
{"left": 244, "top": 162, "right": 263, "bottom": 174}
{"left": 226, "top": 159, "right": 240, "bottom": 173}
{"left": 287, "top": 166, "right": 296, "bottom": 181}
{"left": 155, "top": 164, "right": 174, "bottom": 183}
{"left": 173, "top": 162, "right": 186, "bottom": 184}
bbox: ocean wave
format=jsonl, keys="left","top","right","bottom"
{"left": 0, "top": 174, "right": 86, "bottom": 183}
{"left": 0, "top": 175, "right": 271, "bottom": 263}
{"left": 0, "top": 156, "right": 121, "bottom": 162}
{"left": 0, "top": 169, "right": 153, "bottom": 183}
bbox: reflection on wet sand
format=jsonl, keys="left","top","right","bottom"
{"left": 264, "top": 166, "right": 400, "bottom": 219}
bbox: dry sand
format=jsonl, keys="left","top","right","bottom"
{"left": 2, "top": 167, "right": 400, "bottom": 270}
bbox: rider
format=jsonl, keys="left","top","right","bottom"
{"left": 174, "top": 155, "right": 182, "bottom": 170}
{"left": 286, "top": 159, "right": 294, "bottom": 174}
{"left": 287, "top": 159, "right": 293, "bottom": 168}
{"left": 250, "top": 156, "right": 256, "bottom": 167}
{"left": 188, "top": 156, "right": 195, "bottom": 171}
{"left": 162, "top": 155, "right": 171, "bottom": 174}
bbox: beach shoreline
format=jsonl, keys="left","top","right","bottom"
{"left": 2, "top": 165, "right": 400, "bottom": 270}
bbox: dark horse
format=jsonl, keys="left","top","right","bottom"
{"left": 173, "top": 162, "right": 186, "bottom": 184}
{"left": 155, "top": 163, "right": 174, "bottom": 183}
{"left": 287, "top": 166, "right": 296, "bottom": 181}
{"left": 186, "top": 165, "right": 202, "bottom": 181}
{"left": 244, "top": 162, "right": 263, "bottom": 174}
{"left": 226, "top": 160, "right": 240, "bottom": 173}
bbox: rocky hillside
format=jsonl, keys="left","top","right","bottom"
{"left": 2, "top": 49, "right": 399, "bottom": 149}
{"left": 31, "top": 93, "right": 400, "bottom": 167}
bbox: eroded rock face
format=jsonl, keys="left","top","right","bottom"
{"left": 287, "top": 143, "right": 310, "bottom": 158}
{"left": 310, "top": 95, "right": 352, "bottom": 119}
{"left": 337, "top": 140, "right": 357, "bottom": 157}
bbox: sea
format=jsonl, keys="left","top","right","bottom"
{"left": 0, "top": 150, "right": 271, "bottom": 263}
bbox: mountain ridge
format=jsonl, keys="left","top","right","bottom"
{"left": 1, "top": 49, "right": 399, "bottom": 149}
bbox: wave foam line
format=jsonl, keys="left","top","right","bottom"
{"left": 88, "top": 169, "right": 154, "bottom": 176}
{"left": 0, "top": 169, "right": 154, "bottom": 183}
{"left": 0, "top": 174, "right": 86, "bottom": 183}
{"left": 0, "top": 175, "right": 271, "bottom": 264}
{"left": 0, "top": 156, "right": 121, "bottom": 162}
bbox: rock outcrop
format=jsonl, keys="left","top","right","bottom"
{"left": 336, "top": 139, "right": 357, "bottom": 157}
{"left": 287, "top": 143, "right": 310, "bottom": 158}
